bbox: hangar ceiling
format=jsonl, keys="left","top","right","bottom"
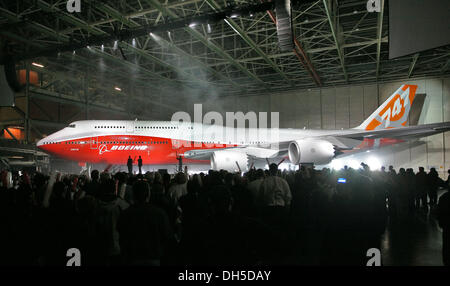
{"left": 1, "top": 0, "right": 450, "bottom": 133}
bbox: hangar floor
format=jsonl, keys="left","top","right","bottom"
{"left": 381, "top": 210, "right": 443, "bottom": 266}
{"left": 284, "top": 191, "right": 446, "bottom": 266}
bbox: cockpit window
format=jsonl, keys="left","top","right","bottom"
{"left": 68, "top": 124, "right": 76, "bottom": 128}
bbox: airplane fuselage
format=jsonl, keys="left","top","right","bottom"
{"left": 37, "top": 120, "right": 329, "bottom": 165}
{"left": 35, "top": 85, "right": 450, "bottom": 169}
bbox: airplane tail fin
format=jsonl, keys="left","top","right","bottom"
{"left": 355, "top": 84, "right": 418, "bottom": 130}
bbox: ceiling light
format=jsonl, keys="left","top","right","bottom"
{"left": 32, "top": 62, "right": 44, "bottom": 68}
{"left": 9, "top": 156, "right": 24, "bottom": 159}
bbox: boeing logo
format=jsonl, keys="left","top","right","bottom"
{"left": 110, "top": 145, "right": 148, "bottom": 151}
{"left": 99, "top": 144, "right": 111, "bottom": 155}
{"left": 99, "top": 145, "right": 148, "bottom": 155}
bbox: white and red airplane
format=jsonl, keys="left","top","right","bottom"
{"left": 37, "top": 84, "right": 450, "bottom": 171}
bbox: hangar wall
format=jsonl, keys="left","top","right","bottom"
{"left": 186, "top": 76, "right": 450, "bottom": 175}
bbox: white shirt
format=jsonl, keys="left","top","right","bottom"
{"left": 248, "top": 178, "right": 264, "bottom": 204}
{"left": 168, "top": 183, "right": 187, "bottom": 205}
{"left": 259, "top": 176, "right": 292, "bottom": 207}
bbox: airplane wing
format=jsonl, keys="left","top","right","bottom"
{"left": 331, "top": 121, "right": 450, "bottom": 140}
{"left": 183, "top": 146, "right": 241, "bottom": 160}
{"left": 259, "top": 121, "right": 450, "bottom": 155}
{"left": 183, "top": 122, "right": 450, "bottom": 161}
{"left": 183, "top": 145, "right": 286, "bottom": 160}
{"left": 181, "top": 85, "right": 449, "bottom": 167}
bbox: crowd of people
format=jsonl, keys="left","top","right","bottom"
{"left": 0, "top": 163, "right": 449, "bottom": 266}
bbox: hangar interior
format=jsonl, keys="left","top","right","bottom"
{"left": 1, "top": 0, "right": 450, "bottom": 268}
{"left": 0, "top": 0, "right": 449, "bottom": 174}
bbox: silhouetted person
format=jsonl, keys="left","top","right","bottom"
{"left": 163, "top": 173, "right": 171, "bottom": 192}
{"left": 259, "top": 163, "right": 292, "bottom": 233}
{"left": 396, "top": 168, "right": 409, "bottom": 219}
{"left": 178, "top": 179, "right": 206, "bottom": 263}
{"left": 70, "top": 195, "right": 103, "bottom": 265}
{"left": 118, "top": 180, "right": 172, "bottom": 266}
{"left": 247, "top": 169, "right": 265, "bottom": 208}
{"left": 416, "top": 167, "right": 428, "bottom": 209}
{"left": 150, "top": 172, "right": 171, "bottom": 217}
{"left": 86, "top": 169, "right": 100, "bottom": 197}
{"left": 447, "top": 169, "right": 450, "bottom": 186}
{"left": 389, "top": 165, "right": 396, "bottom": 175}
{"left": 259, "top": 163, "right": 292, "bottom": 208}
{"left": 428, "top": 168, "right": 440, "bottom": 206}
{"left": 322, "top": 171, "right": 381, "bottom": 265}
{"left": 193, "top": 185, "right": 275, "bottom": 265}
{"left": 44, "top": 181, "right": 75, "bottom": 265}
{"left": 406, "top": 168, "right": 416, "bottom": 213}
{"left": 115, "top": 172, "right": 128, "bottom": 199}
{"left": 167, "top": 172, "right": 187, "bottom": 207}
{"left": 96, "top": 179, "right": 129, "bottom": 265}
{"left": 138, "top": 156, "right": 143, "bottom": 174}
{"left": 127, "top": 156, "right": 133, "bottom": 175}
{"left": 179, "top": 179, "right": 204, "bottom": 227}
{"left": 437, "top": 189, "right": 450, "bottom": 266}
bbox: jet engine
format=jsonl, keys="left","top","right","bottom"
{"left": 210, "top": 150, "right": 248, "bottom": 172}
{"left": 288, "top": 139, "right": 335, "bottom": 165}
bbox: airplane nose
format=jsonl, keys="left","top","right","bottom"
{"left": 36, "top": 138, "right": 49, "bottom": 151}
